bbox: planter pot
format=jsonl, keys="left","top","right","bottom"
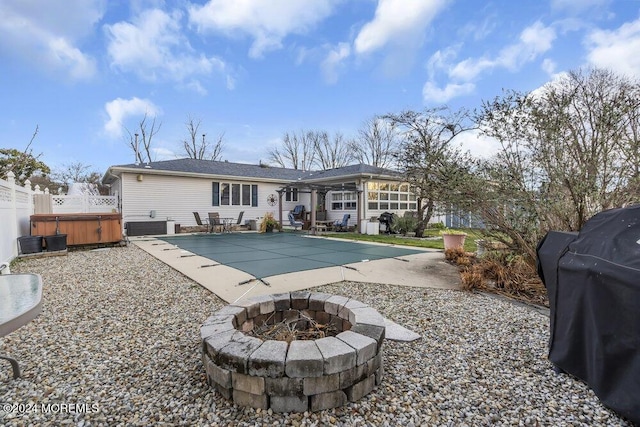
{"left": 45, "top": 234, "right": 67, "bottom": 252}
{"left": 18, "top": 235, "right": 43, "bottom": 254}
{"left": 442, "top": 233, "right": 466, "bottom": 251}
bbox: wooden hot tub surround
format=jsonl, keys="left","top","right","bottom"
{"left": 30, "top": 213, "right": 122, "bottom": 246}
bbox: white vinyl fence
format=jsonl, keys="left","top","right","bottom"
{"left": 0, "top": 172, "right": 34, "bottom": 267}
{"left": 0, "top": 172, "right": 119, "bottom": 268}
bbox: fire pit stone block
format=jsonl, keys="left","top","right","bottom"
{"left": 201, "top": 291, "right": 384, "bottom": 412}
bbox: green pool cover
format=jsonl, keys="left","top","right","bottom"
{"left": 159, "top": 233, "right": 423, "bottom": 278}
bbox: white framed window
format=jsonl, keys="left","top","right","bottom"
{"left": 213, "top": 182, "right": 258, "bottom": 206}
{"left": 367, "top": 181, "right": 417, "bottom": 211}
{"left": 331, "top": 191, "right": 356, "bottom": 210}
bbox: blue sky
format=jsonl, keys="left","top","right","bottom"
{"left": 1, "top": 0, "right": 639, "bottom": 176}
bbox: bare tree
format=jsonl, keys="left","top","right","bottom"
{"left": 125, "top": 113, "right": 161, "bottom": 164}
{"left": 475, "top": 67, "right": 640, "bottom": 265}
{"left": 386, "top": 107, "right": 476, "bottom": 235}
{"left": 350, "top": 116, "right": 399, "bottom": 168}
{"left": 268, "top": 130, "right": 318, "bottom": 170}
{"left": 180, "top": 115, "right": 225, "bottom": 160}
{"left": 0, "top": 125, "right": 50, "bottom": 184}
{"left": 53, "top": 161, "right": 92, "bottom": 184}
{"left": 313, "top": 131, "right": 352, "bottom": 170}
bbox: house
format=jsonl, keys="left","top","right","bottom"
{"left": 101, "top": 159, "right": 424, "bottom": 233}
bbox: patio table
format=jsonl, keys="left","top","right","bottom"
{"left": 313, "top": 220, "right": 334, "bottom": 234}
{"left": 0, "top": 273, "right": 43, "bottom": 379}
{"left": 221, "top": 218, "right": 235, "bottom": 233}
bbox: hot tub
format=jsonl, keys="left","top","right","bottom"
{"left": 30, "top": 213, "right": 122, "bottom": 246}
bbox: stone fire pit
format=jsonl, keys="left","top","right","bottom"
{"left": 201, "top": 291, "right": 385, "bottom": 412}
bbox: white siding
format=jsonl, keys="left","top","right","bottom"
{"left": 120, "top": 173, "right": 311, "bottom": 227}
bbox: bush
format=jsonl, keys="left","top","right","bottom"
{"left": 391, "top": 216, "right": 418, "bottom": 235}
{"left": 447, "top": 249, "right": 548, "bottom": 307}
{"left": 259, "top": 212, "right": 281, "bottom": 232}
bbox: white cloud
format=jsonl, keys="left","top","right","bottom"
{"left": 449, "top": 21, "right": 556, "bottom": 81}
{"left": 188, "top": 0, "right": 337, "bottom": 59}
{"left": 151, "top": 146, "right": 176, "bottom": 161}
{"left": 422, "top": 21, "right": 556, "bottom": 103}
{"left": 449, "top": 57, "right": 494, "bottom": 82}
{"left": 541, "top": 58, "right": 557, "bottom": 75}
{"left": 354, "top": 0, "right": 449, "bottom": 55}
{"left": 422, "top": 81, "right": 475, "bottom": 103}
{"left": 105, "top": 8, "right": 230, "bottom": 90}
{"left": 453, "top": 129, "right": 502, "bottom": 159}
{"left": 0, "top": 0, "right": 102, "bottom": 80}
{"left": 586, "top": 18, "right": 640, "bottom": 78}
{"left": 104, "top": 97, "right": 160, "bottom": 138}
{"left": 321, "top": 43, "right": 351, "bottom": 84}
{"left": 426, "top": 46, "right": 459, "bottom": 79}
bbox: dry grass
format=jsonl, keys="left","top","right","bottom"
{"left": 447, "top": 249, "right": 549, "bottom": 307}
{"left": 245, "top": 310, "right": 340, "bottom": 343}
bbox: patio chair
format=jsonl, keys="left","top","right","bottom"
{"left": 232, "top": 211, "right": 244, "bottom": 231}
{"left": 193, "top": 212, "right": 209, "bottom": 232}
{"left": 291, "top": 205, "right": 305, "bottom": 220}
{"left": 288, "top": 212, "right": 304, "bottom": 231}
{"left": 208, "top": 212, "right": 223, "bottom": 233}
{"left": 333, "top": 214, "right": 350, "bottom": 232}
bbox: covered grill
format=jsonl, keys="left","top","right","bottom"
{"left": 536, "top": 205, "right": 640, "bottom": 424}
{"left": 378, "top": 212, "right": 396, "bottom": 234}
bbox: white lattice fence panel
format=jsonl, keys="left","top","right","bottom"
{"left": 51, "top": 195, "right": 118, "bottom": 213}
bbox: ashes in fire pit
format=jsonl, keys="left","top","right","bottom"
{"left": 201, "top": 291, "right": 385, "bottom": 413}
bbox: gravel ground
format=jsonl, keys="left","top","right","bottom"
{"left": 0, "top": 245, "right": 631, "bottom": 426}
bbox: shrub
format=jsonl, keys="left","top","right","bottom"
{"left": 450, "top": 249, "right": 548, "bottom": 307}
{"left": 259, "top": 212, "right": 281, "bottom": 232}
{"left": 391, "top": 216, "right": 418, "bottom": 235}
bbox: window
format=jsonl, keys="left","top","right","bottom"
{"left": 242, "top": 185, "right": 251, "bottom": 205}
{"left": 331, "top": 191, "right": 356, "bottom": 210}
{"left": 285, "top": 188, "right": 298, "bottom": 202}
{"left": 220, "top": 183, "right": 230, "bottom": 205}
{"left": 251, "top": 185, "right": 258, "bottom": 207}
{"left": 213, "top": 182, "right": 258, "bottom": 206}
{"left": 232, "top": 184, "right": 240, "bottom": 205}
{"left": 212, "top": 182, "right": 220, "bottom": 206}
{"left": 366, "top": 181, "right": 417, "bottom": 211}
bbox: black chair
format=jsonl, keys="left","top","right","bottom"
{"left": 193, "top": 212, "right": 209, "bottom": 232}
{"left": 208, "top": 212, "right": 223, "bottom": 233}
{"left": 233, "top": 211, "right": 244, "bottom": 231}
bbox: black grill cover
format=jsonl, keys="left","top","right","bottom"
{"left": 537, "top": 205, "right": 640, "bottom": 424}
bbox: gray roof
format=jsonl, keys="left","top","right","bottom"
{"left": 302, "top": 163, "right": 401, "bottom": 181}
{"left": 104, "top": 158, "right": 400, "bottom": 184}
